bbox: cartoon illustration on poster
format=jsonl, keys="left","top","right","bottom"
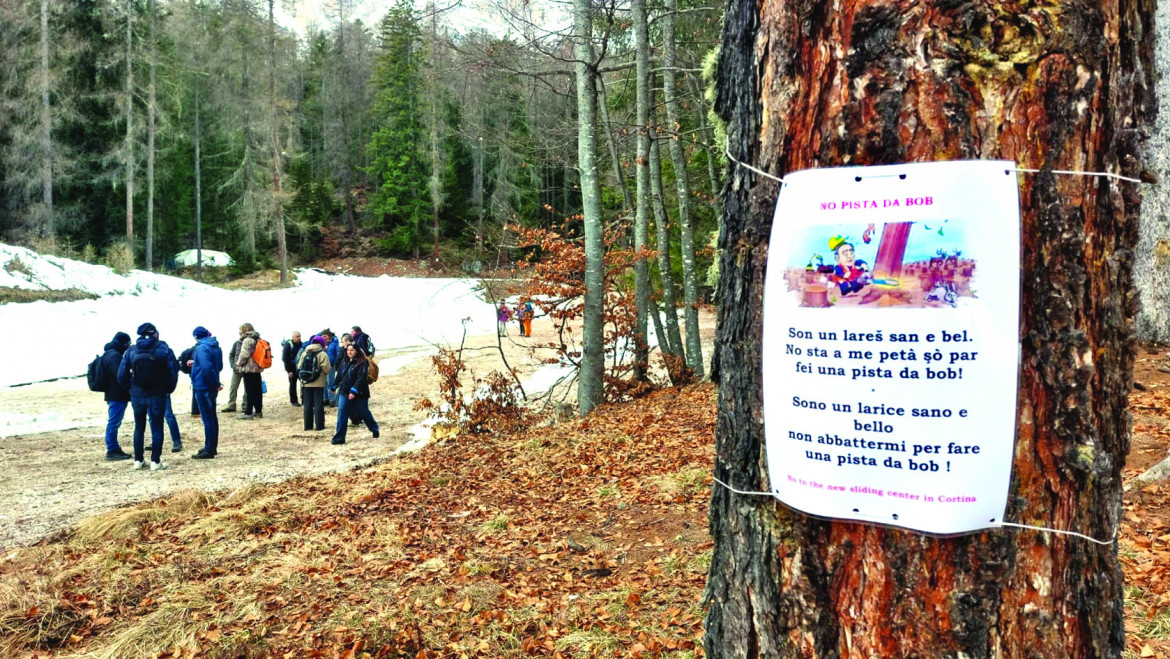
{"left": 762, "top": 160, "right": 1021, "bottom": 535}
{"left": 783, "top": 221, "right": 973, "bottom": 310}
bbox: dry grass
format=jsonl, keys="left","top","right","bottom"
{"left": 647, "top": 467, "right": 710, "bottom": 500}
{"left": 0, "top": 286, "right": 98, "bottom": 304}
{"left": 73, "top": 490, "right": 215, "bottom": 543}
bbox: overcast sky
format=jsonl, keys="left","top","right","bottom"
{"left": 273, "top": 0, "right": 525, "bottom": 38}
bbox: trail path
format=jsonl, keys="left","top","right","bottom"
{"left": 0, "top": 312, "right": 715, "bottom": 549}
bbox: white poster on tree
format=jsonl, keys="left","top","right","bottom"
{"left": 762, "top": 160, "right": 1021, "bottom": 535}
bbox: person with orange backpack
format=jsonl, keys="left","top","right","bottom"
{"left": 236, "top": 324, "right": 271, "bottom": 420}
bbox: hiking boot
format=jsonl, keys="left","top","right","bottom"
{"left": 131, "top": 460, "right": 145, "bottom": 470}
{"left": 221, "top": 405, "right": 237, "bottom": 413}
{"left": 237, "top": 414, "right": 254, "bottom": 420}
{"left": 192, "top": 450, "right": 214, "bottom": 460}
{"left": 172, "top": 443, "right": 182, "bottom": 453}
{"left": 150, "top": 461, "right": 166, "bottom": 471}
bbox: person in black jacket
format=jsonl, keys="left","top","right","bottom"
{"left": 100, "top": 332, "right": 133, "bottom": 461}
{"left": 117, "top": 322, "right": 180, "bottom": 471}
{"left": 330, "top": 343, "right": 379, "bottom": 445}
{"left": 282, "top": 331, "right": 303, "bottom": 407}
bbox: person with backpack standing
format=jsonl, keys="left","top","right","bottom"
{"left": 299, "top": 335, "right": 332, "bottom": 432}
{"left": 322, "top": 329, "right": 340, "bottom": 407}
{"left": 496, "top": 300, "right": 512, "bottom": 337}
{"left": 187, "top": 326, "right": 223, "bottom": 459}
{"left": 330, "top": 342, "right": 379, "bottom": 445}
{"left": 221, "top": 324, "right": 252, "bottom": 413}
{"left": 236, "top": 325, "right": 269, "bottom": 420}
{"left": 116, "top": 322, "right": 180, "bottom": 471}
{"left": 96, "top": 331, "right": 133, "bottom": 461}
{"left": 350, "top": 326, "right": 374, "bottom": 356}
{"left": 282, "top": 331, "right": 303, "bottom": 407}
{"left": 521, "top": 300, "right": 534, "bottom": 337}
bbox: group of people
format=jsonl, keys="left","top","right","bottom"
{"left": 92, "top": 322, "right": 380, "bottom": 471}
{"left": 274, "top": 327, "right": 379, "bottom": 443}
{"left": 496, "top": 300, "right": 536, "bottom": 337}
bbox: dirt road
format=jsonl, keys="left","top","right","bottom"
{"left": 0, "top": 313, "right": 715, "bottom": 549}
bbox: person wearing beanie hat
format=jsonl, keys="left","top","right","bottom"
{"left": 117, "top": 323, "right": 180, "bottom": 471}
{"left": 96, "top": 331, "right": 135, "bottom": 461}
{"left": 221, "top": 323, "right": 253, "bottom": 413}
{"left": 187, "top": 326, "right": 224, "bottom": 460}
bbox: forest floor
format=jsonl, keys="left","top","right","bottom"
{"left": 0, "top": 342, "right": 1166, "bottom": 658}
{"left": 1121, "top": 346, "right": 1170, "bottom": 659}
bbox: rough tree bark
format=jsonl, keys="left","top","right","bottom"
{"left": 1135, "top": 0, "right": 1170, "bottom": 344}
{"left": 704, "top": 1, "right": 1153, "bottom": 657}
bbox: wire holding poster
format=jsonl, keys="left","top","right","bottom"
{"left": 762, "top": 160, "right": 1021, "bottom": 535}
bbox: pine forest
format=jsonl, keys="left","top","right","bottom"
{"left": 0, "top": 0, "right": 723, "bottom": 288}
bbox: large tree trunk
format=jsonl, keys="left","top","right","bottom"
{"left": 194, "top": 84, "right": 203, "bottom": 282}
{"left": 241, "top": 32, "right": 256, "bottom": 259}
{"left": 267, "top": 0, "right": 287, "bottom": 282}
{"left": 660, "top": 0, "right": 703, "bottom": 378}
{"left": 38, "top": 0, "right": 53, "bottom": 237}
{"left": 631, "top": 0, "right": 651, "bottom": 382}
{"left": 336, "top": 0, "right": 357, "bottom": 234}
{"left": 704, "top": 2, "right": 1152, "bottom": 657}
{"left": 145, "top": 0, "right": 156, "bottom": 271}
{"left": 429, "top": 2, "right": 441, "bottom": 261}
{"left": 1135, "top": 0, "right": 1170, "bottom": 344}
{"left": 574, "top": 0, "right": 604, "bottom": 416}
{"left": 124, "top": 0, "right": 134, "bottom": 248}
{"left": 649, "top": 135, "right": 685, "bottom": 360}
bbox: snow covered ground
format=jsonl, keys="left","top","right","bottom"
{"left": 0, "top": 247, "right": 498, "bottom": 389}
{"left": 0, "top": 244, "right": 695, "bottom": 438}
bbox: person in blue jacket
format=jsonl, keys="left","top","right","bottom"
{"left": 186, "top": 326, "right": 224, "bottom": 460}
{"left": 330, "top": 342, "right": 379, "bottom": 445}
{"left": 99, "top": 332, "right": 134, "bottom": 461}
{"left": 117, "top": 322, "right": 180, "bottom": 471}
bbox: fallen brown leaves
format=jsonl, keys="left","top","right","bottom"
{"left": 6, "top": 351, "right": 1170, "bottom": 657}
{"left": 1123, "top": 353, "right": 1170, "bottom": 659}
{"left": 0, "top": 384, "right": 716, "bottom": 658}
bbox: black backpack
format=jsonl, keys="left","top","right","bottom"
{"left": 131, "top": 346, "right": 170, "bottom": 392}
{"left": 298, "top": 350, "right": 322, "bottom": 384}
{"left": 87, "top": 354, "right": 106, "bottom": 392}
{"left": 178, "top": 346, "right": 195, "bottom": 374}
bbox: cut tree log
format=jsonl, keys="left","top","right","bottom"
{"left": 1133, "top": 453, "right": 1170, "bottom": 486}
